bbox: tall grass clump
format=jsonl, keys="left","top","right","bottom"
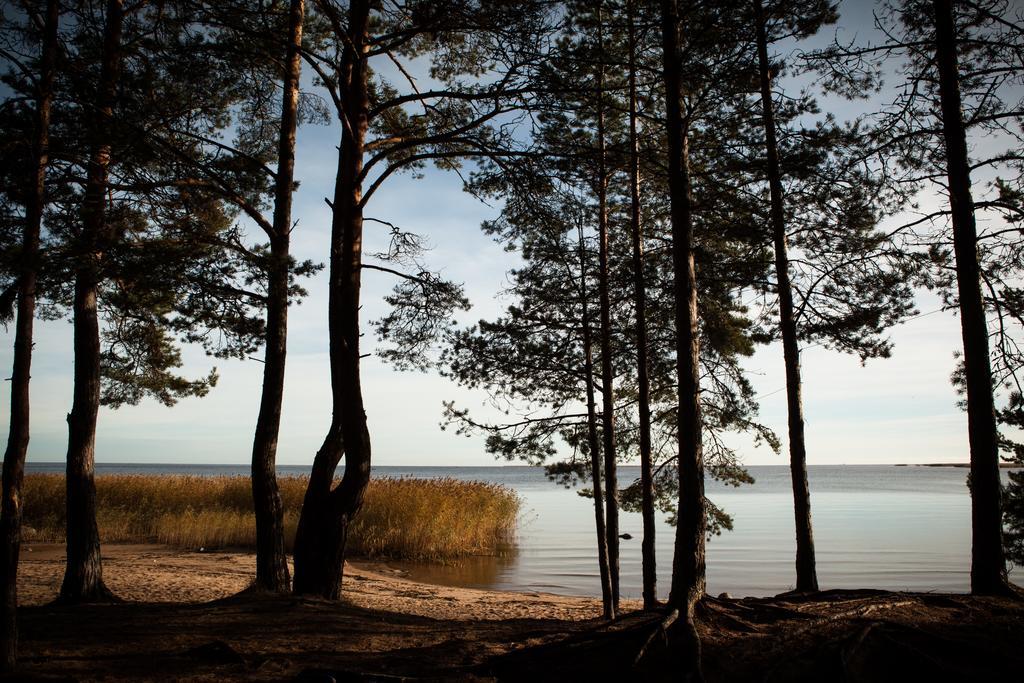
{"left": 21, "top": 474, "right": 519, "bottom": 562}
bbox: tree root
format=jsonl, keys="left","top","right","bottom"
{"left": 633, "top": 609, "right": 678, "bottom": 666}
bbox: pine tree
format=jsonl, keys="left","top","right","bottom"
{"left": 291, "top": 0, "right": 547, "bottom": 599}
{"left": 443, "top": 0, "right": 778, "bottom": 620}
{"left": 0, "top": 0, "right": 58, "bottom": 668}
{"left": 809, "top": 0, "right": 1024, "bottom": 597}
{"left": 0, "top": 0, "right": 284, "bottom": 603}
{"left": 748, "top": 0, "right": 916, "bottom": 594}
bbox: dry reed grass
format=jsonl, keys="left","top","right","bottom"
{"left": 21, "top": 474, "right": 519, "bottom": 561}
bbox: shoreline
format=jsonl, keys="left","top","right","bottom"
{"left": 19, "top": 542, "right": 626, "bottom": 621}
{"left": 893, "top": 462, "right": 1022, "bottom": 468}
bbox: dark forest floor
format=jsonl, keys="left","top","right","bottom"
{"left": 4, "top": 588, "right": 1022, "bottom": 682}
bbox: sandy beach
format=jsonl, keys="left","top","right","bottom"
{"left": 13, "top": 544, "right": 614, "bottom": 681}
{"left": 19, "top": 543, "right": 623, "bottom": 621}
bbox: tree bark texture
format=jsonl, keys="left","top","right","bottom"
{"left": 660, "top": 0, "right": 707, "bottom": 621}
{"left": 579, "top": 225, "right": 614, "bottom": 620}
{"left": 659, "top": 2, "right": 708, "bottom": 677}
{"left": 1, "top": 0, "right": 58, "bottom": 668}
{"left": 60, "top": 0, "right": 124, "bottom": 605}
{"left": 594, "top": 8, "right": 620, "bottom": 612}
{"left": 753, "top": 0, "right": 818, "bottom": 593}
{"left": 932, "top": 0, "right": 1011, "bottom": 596}
{"left": 627, "top": 0, "right": 657, "bottom": 611}
{"left": 292, "top": 0, "right": 371, "bottom": 599}
{"left": 250, "top": 0, "right": 304, "bottom": 595}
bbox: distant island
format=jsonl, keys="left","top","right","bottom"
{"left": 894, "top": 463, "right": 1022, "bottom": 468}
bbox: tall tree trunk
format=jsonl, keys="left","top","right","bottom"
{"left": 627, "top": 0, "right": 657, "bottom": 611}
{"left": 59, "top": 0, "right": 124, "bottom": 605}
{"left": 1, "top": 0, "right": 58, "bottom": 669}
{"left": 292, "top": 0, "right": 371, "bottom": 599}
{"left": 578, "top": 224, "right": 614, "bottom": 620}
{"left": 250, "top": 0, "right": 304, "bottom": 595}
{"left": 660, "top": 0, "right": 706, "bottom": 678}
{"left": 932, "top": 0, "right": 1012, "bottom": 596}
{"left": 753, "top": 0, "right": 818, "bottom": 594}
{"left": 594, "top": 6, "right": 620, "bottom": 612}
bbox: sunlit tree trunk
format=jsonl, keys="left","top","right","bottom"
{"left": 60, "top": 0, "right": 124, "bottom": 605}
{"left": 1, "top": 0, "right": 59, "bottom": 667}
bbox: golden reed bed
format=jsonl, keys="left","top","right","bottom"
{"left": 21, "top": 473, "right": 520, "bottom": 561}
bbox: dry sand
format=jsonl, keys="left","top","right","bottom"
{"left": 19, "top": 543, "right": 624, "bottom": 621}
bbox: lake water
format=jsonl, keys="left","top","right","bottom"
{"left": 25, "top": 462, "right": 1020, "bottom": 598}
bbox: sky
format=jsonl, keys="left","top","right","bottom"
{"left": 0, "top": 0, "right": 1000, "bottom": 467}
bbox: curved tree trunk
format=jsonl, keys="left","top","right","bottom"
{"left": 594, "top": 6, "right": 620, "bottom": 612}
{"left": 60, "top": 0, "right": 124, "bottom": 605}
{"left": 627, "top": 0, "right": 657, "bottom": 611}
{"left": 1, "top": 0, "right": 58, "bottom": 669}
{"left": 932, "top": 0, "right": 1012, "bottom": 596}
{"left": 660, "top": 0, "right": 707, "bottom": 677}
{"left": 753, "top": 0, "right": 818, "bottom": 593}
{"left": 578, "top": 224, "right": 614, "bottom": 620}
{"left": 251, "top": 0, "right": 305, "bottom": 595}
{"left": 292, "top": 0, "right": 371, "bottom": 599}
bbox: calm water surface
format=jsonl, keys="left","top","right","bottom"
{"left": 26, "top": 462, "right": 1018, "bottom": 598}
